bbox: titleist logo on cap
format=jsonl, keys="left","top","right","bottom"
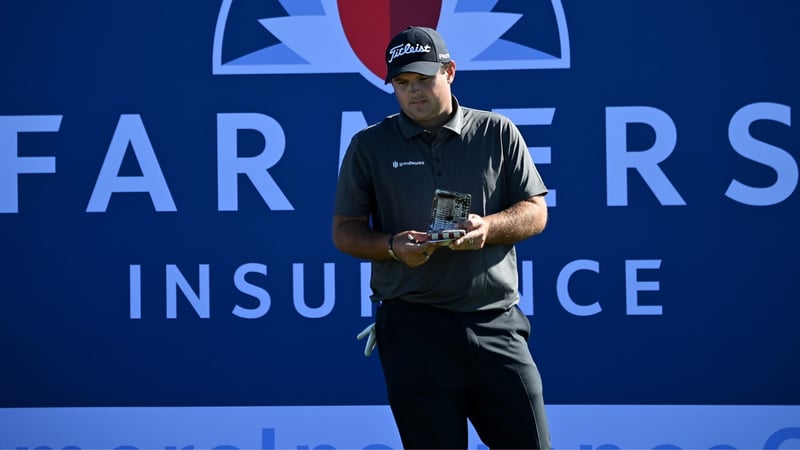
{"left": 384, "top": 26, "right": 450, "bottom": 83}
{"left": 387, "top": 43, "right": 432, "bottom": 63}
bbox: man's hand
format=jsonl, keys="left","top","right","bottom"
{"left": 395, "top": 231, "right": 443, "bottom": 267}
{"left": 449, "top": 214, "right": 486, "bottom": 250}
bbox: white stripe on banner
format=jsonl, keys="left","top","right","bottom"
{"left": 0, "top": 404, "right": 798, "bottom": 449}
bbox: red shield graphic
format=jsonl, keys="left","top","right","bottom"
{"left": 338, "top": 0, "right": 442, "bottom": 81}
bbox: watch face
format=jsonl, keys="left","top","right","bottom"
{"left": 387, "top": 235, "right": 400, "bottom": 260}
{"left": 428, "top": 189, "right": 471, "bottom": 232}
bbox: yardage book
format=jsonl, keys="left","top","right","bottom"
{"left": 427, "top": 189, "right": 470, "bottom": 242}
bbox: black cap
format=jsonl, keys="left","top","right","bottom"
{"left": 385, "top": 26, "right": 451, "bottom": 84}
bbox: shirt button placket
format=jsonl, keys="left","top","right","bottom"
{"left": 432, "top": 141, "right": 443, "bottom": 182}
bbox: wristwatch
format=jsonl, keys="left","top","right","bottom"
{"left": 387, "top": 234, "right": 400, "bottom": 261}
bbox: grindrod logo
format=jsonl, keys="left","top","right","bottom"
{"left": 393, "top": 160, "right": 425, "bottom": 169}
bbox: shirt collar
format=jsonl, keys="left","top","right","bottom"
{"left": 397, "top": 96, "right": 465, "bottom": 140}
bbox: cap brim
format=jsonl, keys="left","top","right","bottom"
{"left": 384, "top": 61, "right": 442, "bottom": 84}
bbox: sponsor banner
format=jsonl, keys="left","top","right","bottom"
{"left": 1, "top": 0, "right": 799, "bottom": 409}
{"left": 1, "top": 405, "right": 799, "bottom": 449}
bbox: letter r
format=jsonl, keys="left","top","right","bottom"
{"left": 217, "top": 113, "right": 294, "bottom": 211}
{"left": 605, "top": 106, "right": 685, "bottom": 206}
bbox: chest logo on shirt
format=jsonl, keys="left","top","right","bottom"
{"left": 393, "top": 160, "right": 426, "bottom": 169}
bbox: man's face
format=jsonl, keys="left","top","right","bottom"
{"left": 390, "top": 62, "right": 455, "bottom": 130}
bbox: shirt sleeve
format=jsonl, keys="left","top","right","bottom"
{"left": 502, "top": 116, "right": 548, "bottom": 203}
{"left": 334, "top": 133, "right": 374, "bottom": 217}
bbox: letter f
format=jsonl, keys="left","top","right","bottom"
{"left": 0, "top": 115, "right": 62, "bottom": 213}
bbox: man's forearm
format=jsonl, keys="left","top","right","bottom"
{"left": 332, "top": 215, "right": 392, "bottom": 261}
{"left": 484, "top": 195, "right": 548, "bottom": 245}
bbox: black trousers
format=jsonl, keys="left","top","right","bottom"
{"left": 375, "top": 300, "right": 551, "bottom": 449}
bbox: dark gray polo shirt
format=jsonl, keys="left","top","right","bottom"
{"left": 335, "top": 97, "right": 547, "bottom": 312}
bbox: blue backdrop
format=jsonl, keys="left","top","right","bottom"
{"left": 1, "top": 0, "right": 798, "bottom": 415}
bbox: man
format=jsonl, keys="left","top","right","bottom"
{"left": 332, "top": 26, "right": 551, "bottom": 449}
